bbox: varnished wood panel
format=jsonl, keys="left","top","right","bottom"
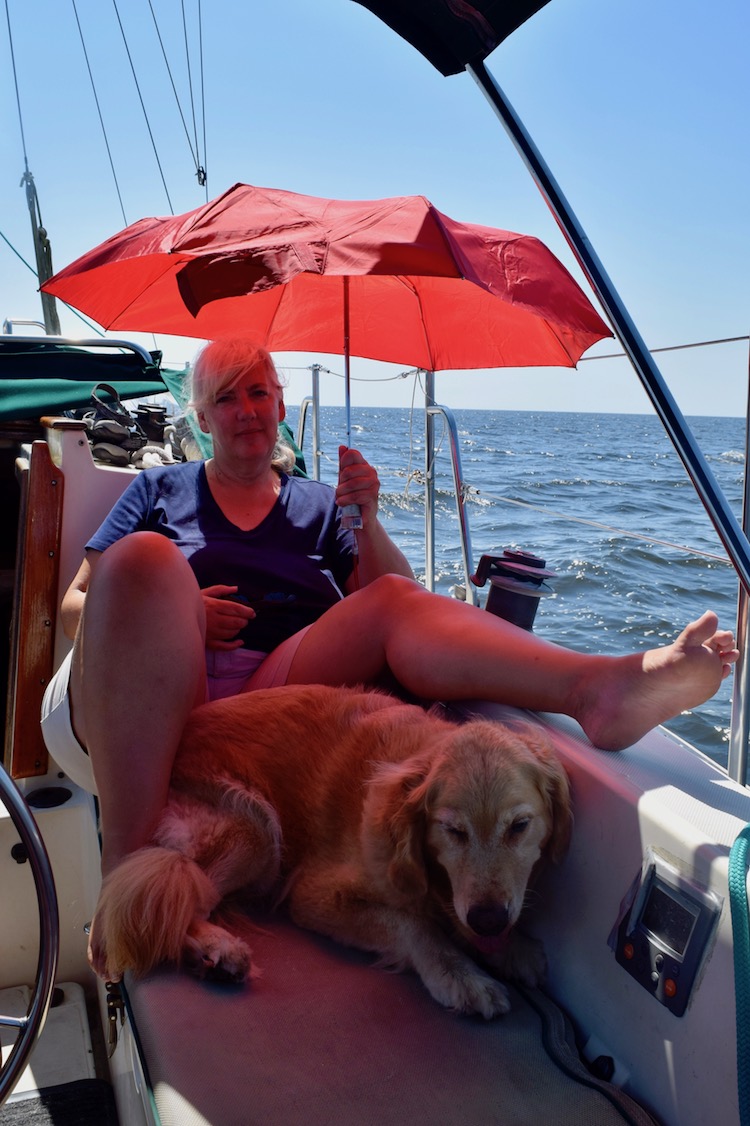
{"left": 4, "top": 441, "right": 64, "bottom": 778}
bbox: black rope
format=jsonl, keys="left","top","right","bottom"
{"left": 71, "top": 0, "right": 128, "bottom": 226}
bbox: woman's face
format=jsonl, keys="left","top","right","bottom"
{"left": 197, "top": 362, "right": 286, "bottom": 466}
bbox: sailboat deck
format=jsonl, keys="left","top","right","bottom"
{"left": 125, "top": 908, "right": 657, "bottom": 1126}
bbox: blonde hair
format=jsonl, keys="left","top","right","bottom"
{"left": 272, "top": 434, "right": 297, "bottom": 474}
{"left": 189, "top": 337, "right": 285, "bottom": 410}
{"left": 188, "top": 337, "right": 295, "bottom": 473}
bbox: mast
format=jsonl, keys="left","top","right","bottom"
{"left": 22, "top": 169, "right": 61, "bottom": 336}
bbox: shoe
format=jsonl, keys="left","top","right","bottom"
{"left": 91, "top": 442, "right": 130, "bottom": 467}
{"left": 91, "top": 418, "right": 130, "bottom": 443}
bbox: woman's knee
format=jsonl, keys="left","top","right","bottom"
{"left": 91, "top": 532, "right": 196, "bottom": 603}
{"left": 97, "top": 531, "right": 187, "bottom": 578}
{"left": 357, "top": 573, "right": 425, "bottom": 608}
{"left": 343, "top": 574, "right": 430, "bottom": 629}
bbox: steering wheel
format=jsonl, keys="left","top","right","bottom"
{"left": 0, "top": 764, "right": 59, "bottom": 1105}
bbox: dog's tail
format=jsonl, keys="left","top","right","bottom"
{"left": 96, "top": 847, "right": 220, "bottom": 980}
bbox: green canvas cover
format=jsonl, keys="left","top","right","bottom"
{"left": 0, "top": 338, "right": 168, "bottom": 421}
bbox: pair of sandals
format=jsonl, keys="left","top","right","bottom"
{"left": 86, "top": 383, "right": 148, "bottom": 451}
{"left": 86, "top": 383, "right": 173, "bottom": 468}
{"left": 92, "top": 442, "right": 176, "bottom": 469}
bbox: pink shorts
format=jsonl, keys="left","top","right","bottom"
{"left": 204, "top": 626, "right": 312, "bottom": 700}
{"left": 40, "top": 626, "right": 312, "bottom": 794}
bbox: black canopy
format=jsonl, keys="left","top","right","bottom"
{"left": 353, "top": 0, "right": 550, "bottom": 76}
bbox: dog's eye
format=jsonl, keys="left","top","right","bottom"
{"left": 445, "top": 825, "right": 469, "bottom": 842}
{"left": 509, "top": 818, "right": 530, "bottom": 837}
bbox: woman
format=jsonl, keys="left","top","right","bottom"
{"left": 40, "top": 337, "right": 737, "bottom": 974}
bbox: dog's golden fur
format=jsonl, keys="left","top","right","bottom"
{"left": 96, "top": 684, "right": 571, "bottom": 1017}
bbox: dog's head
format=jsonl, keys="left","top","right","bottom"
{"left": 364, "top": 719, "right": 571, "bottom": 954}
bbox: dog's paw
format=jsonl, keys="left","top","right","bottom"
{"left": 184, "top": 921, "right": 254, "bottom": 984}
{"left": 488, "top": 929, "right": 547, "bottom": 988}
{"left": 422, "top": 957, "right": 512, "bottom": 1019}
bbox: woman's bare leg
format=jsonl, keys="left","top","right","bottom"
{"left": 285, "top": 575, "right": 738, "bottom": 751}
{"left": 68, "top": 533, "right": 207, "bottom": 875}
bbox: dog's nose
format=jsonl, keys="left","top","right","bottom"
{"left": 467, "top": 903, "right": 510, "bottom": 937}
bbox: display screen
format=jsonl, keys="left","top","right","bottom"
{"left": 641, "top": 882, "right": 699, "bottom": 956}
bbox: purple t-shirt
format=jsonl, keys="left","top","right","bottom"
{"left": 86, "top": 462, "right": 355, "bottom": 654}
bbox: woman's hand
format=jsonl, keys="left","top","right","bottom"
{"left": 335, "top": 447, "right": 415, "bottom": 589}
{"left": 201, "top": 585, "right": 256, "bottom": 650}
{"left": 335, "top": 446, "right": 380, "bottom": 527}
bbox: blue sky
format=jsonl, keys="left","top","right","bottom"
{"left": 1, "top": 0, "right": 748, "bottom": 415}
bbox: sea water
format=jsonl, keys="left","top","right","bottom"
{"left": 285, "top": 405, "right": 745, "bottom": 770}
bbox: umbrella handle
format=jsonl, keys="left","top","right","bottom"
{"left": 341, "top": 504, "right": 363, "bottom": 531}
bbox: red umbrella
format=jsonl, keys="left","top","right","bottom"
{"left": 42, "top": 183, "right": 610, "bottom": 372}
{"left": 44, "top": 183, "right": 610, "bottom": 530}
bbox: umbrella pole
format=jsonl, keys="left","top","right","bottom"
{"left": 341, "top": 275, "right": 363, "bottom": 532}
{"left": 343, "top": 275, "right": 352, "bottom": 449}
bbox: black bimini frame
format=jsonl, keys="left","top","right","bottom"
{"left": 354, "top": 0, "right": 750, "bottom": 781}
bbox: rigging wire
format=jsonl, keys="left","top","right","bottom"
{"left": 289, "top": 336, "right": 748, "bottom": 383}
{"left": 287, "top": 364, "right": 418, "bottom": 384}
{"left": 4, "top": 0, "right": 29, "bottom": 174}
{"left": 71, "top": 0, "right": 128, "bottom": 227}
{"left": 197, "top": 0, "right": 207, "bottom": 199}
{"left": 0, "top": 225, "right": 105, "bottom": 335}
{"left": 179, "top": 0, "right": 206, "bottom": 190}
{"left": 147, "top": 0, "right": 206, "bottom": 189}
{"left": 4, "top": 0, "right": 60, "bottom": 332}
{"left": 403, "top": 367, "right": 424, "bottom": 499}
{"left": 580, "top": 334, "right": 750, "bottom": 361}
{"left": 111, "top": 0, "right": 174, "bottom": 214}
{"left": 0, "top": 228, "right": 34, "bottom": 272}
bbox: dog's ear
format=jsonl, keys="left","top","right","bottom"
{"left": 519, "top": 728, "right": 573, "bottom": 864}
{"left": 366, "top": 755, "right": 434, "bottom": 899}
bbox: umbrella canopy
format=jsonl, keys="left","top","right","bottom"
{"left": 42, "top": 183, "right": 611, "bottom": 371}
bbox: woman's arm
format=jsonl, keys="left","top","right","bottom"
{"left": 336, "top": 446, "right": 414, "bottom": 591}
{"left": 60, "top": 551, "right": 102, "bottom": 640}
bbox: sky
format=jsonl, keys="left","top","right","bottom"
{"left": 0, "top": 0, "right": 748, "bottom": 416}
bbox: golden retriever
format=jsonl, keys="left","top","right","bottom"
{"left": 95, "top": 684, "right": 571, "bottom": 1018}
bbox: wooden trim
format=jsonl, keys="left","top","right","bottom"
{"left": 4, "top": 442, "right": 64, "bottom": 778}
{"left": 40, "top": 416, "right": 89, "bottom": 431}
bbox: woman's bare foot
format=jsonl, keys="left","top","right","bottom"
{"left": 575, "top": 612, "right": 739, "bottom": 751}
